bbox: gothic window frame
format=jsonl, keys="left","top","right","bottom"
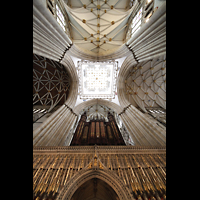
{"left": 46, "top": 0, "right": 69, "bottom": 34}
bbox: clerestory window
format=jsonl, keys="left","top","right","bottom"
{"left": 46, "top": 0, "right": 67, "bottom": 32}
{"left": 56, "top": 4, "right": 66, "bottom": 31}
{"left": 131, "top": 7, "right": 143, "bottom": 36}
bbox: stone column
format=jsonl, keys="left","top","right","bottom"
{"left": 33, "top": 105, "right": 67, "bottom": 144}
{"left": 128, "top": 105, "right": 166, "bottom": 145}
{"left": 33, "top": 104, "right": 77, "bottom": 146}
{"left": 58, "top": 113, "right": 77, "bottom": 146}
{"left": 119, "top": 105, "right": 166, "bottom": 146}
{"left": 119, "top": 112, "right": 141, "bottom": 146}
{"left": 126, "top": 107, "right": 152, "bottom": 146}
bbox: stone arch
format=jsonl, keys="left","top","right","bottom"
{"left": 72, "top": 98, "right": 135, "bottom": 146}
{"left": 117, "top": 54, "right": 137, "bottom": 108}
{"left": 73, "top": 99, "right": 124, "bottom": 115}
{"left": 68, "top": 44, "right": 132, "bottom": 62}
{"left": 61, "top": 53, "right": 79, "bottom": 108}
{"left": 56, "top": 168, "right": 134, "bottom": 200}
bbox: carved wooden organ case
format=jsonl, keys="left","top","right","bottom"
{"left": 71, "top": 112, "right": 125, "bottom": 145}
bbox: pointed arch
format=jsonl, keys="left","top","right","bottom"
{"left": 56, "top": 167, "right": 133, "bottom": 200}
{"left": 73, "top": 99, "right": 124, "bottom": 115}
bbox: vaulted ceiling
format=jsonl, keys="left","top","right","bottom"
{"left": 125, "top": 54, "right": 166, "bottom": 111}
{"left": 33, "top": 54, "right": 71, "bottom": 111}
{"left": 33, "top": 0, "right": 166, "bottom": 113}
{"left": 65, "top": 0, "right": 132, "bottom": 54}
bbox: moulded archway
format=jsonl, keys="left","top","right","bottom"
{"left": 73, "top": 99, "right": 124, "bottom": 115}
{"left": 117, "top": 54, "right": 136, "bottom": 109}
{"left": 56, "top": 168, "right": 133, "bottom": 200}
{"left": 61, "top": 53, "right": 79, "bottom": 108}
{"left": 70, "top": 178, "right": 119, "bottom": 200}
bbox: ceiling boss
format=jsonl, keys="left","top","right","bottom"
{"left": 65, "top": 0, "right": 132, "bottom": 54}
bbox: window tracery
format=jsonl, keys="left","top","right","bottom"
{"left": 46, "top": 0, "right": 71, "bottom": 36}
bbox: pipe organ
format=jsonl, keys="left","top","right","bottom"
{"left": 70, "top": 112, "right": 125, "bottom": 145}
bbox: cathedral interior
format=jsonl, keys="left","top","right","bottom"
{"left": 33, "top": 0, "right": 166, "bottom": 199}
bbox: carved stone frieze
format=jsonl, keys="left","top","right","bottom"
{"left": 33, "top": 146, "right": 166, "bottom": 200}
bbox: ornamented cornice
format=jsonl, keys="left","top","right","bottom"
{"left": 33, "top": 145, "right": 166, "bottom": 155}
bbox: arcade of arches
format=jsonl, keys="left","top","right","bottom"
{"left": 33, "top": 0, "right": 166, "bottom": 200}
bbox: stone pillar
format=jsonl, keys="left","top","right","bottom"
{"left": 57, "top": 113, "right": 77, "bottom": 146}
{"left": 126, "top": 107, "right": 152, "bottom": 146}
{"left": 128, "top": 105, "right": 165, "bottom": 145}
{"left": 119, "top": 105, "right": 166, "bottom": 146}
{"left": 119, "top": 112, "right": 143, "bottom": 146}
{"left": 33, "top": 104, "right": 77, "bottom": 146}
